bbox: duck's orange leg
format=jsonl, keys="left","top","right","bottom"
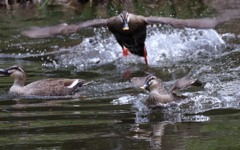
{"left": 122, "top": 47, "right": 129, "bottom": 56}
{"left": 144, "top": 46, "right": 148, "bottom": 65}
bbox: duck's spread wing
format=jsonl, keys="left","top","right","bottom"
{"left": 145, "top": 17, "right": 224, "bottom": 29}
{"left": 169, "top": 78, "right": 202, "bottom": 92}
{"left": 21, "top": 23, "right": 68, "bottom": 38}
{"left": 131, "top": 76, "right": 148, "bottom": 89}
{"left": 21, "top": 19, "right": 108, "bottom": 38}
{"left": 61, "top": 19, "right": 108, "bottom": 34}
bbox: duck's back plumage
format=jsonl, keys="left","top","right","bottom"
{"left": 21, "top": 78, "right": 85, "bottom": 96}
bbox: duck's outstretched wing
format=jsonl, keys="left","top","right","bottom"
{"left": 169, "top": 78, "right": 202, "bottom": 93}
{"left": 145, "top": 17, "right": 224, "bottom": 29}
{"left": 21, "top": 19, "right": 108, "bottom": 38}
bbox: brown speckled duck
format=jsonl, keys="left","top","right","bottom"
{"left": 131, "top": 75, "right": 202, "bottom": 108}
{"left": 21, "top": 11, "right": 224, "bottom": 64}
{"left": 0, "top": 65, "right": 91, "bottom": 96}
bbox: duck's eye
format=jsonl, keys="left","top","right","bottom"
{"left": 147, "top": 77, "right": 156, "bottom": 84}
{"left": 149, "top": 77, "right": 156, "bottom": 81}
{"left": 121, "top": 14, "right": 125, "bottom": 18}
{"left": 126, "top": 14, "right": 130, "bottom": 20}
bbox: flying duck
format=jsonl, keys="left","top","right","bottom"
{"left": 0, "top": 65, "right": 91, "bottom": 96}
{"left": 131, "top": 75, "right": 202, "bottom": 108}
{"left": 21, "top": 11, "right": 224, "bottom": 64}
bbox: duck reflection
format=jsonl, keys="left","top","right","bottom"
{"left": 128, "top": 120, "right": 202, "bottom": 149}
{"left": 150, "top": 122, "right": 172, "bottom": 149}
{"left": 126, "top": 108, "right": 209, "bottom": 149}
{"left": 10, "top": 97, "right": 80, "bottom": 109}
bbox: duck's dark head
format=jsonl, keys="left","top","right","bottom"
{"left": 0, "top": 65, "right": 25, "bottom": 79}
{"left": 120, "top": 11, "right": 130, "bottom": 30}
{"left": 140, "top": 75, "right": 158, "bottom": 91}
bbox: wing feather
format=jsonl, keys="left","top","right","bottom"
{"left": 146, "top": 17, "right": 224, "bottom": 29}
{"left": 21, "top": 19, "right": 108, "bottom": 38}
{"left": 169, "top": 78, "right": 202, "bottom": 93}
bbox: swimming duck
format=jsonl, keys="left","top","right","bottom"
{"left": 0, "top": 65, "right": 91, "bottom": 96}
{"left": 21, "top": 11, "right": 224, "bottom": 64}
{"left": 131, "top": 75, "right": 202, "bottom": 108}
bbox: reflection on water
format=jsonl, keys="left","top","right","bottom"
{"left": 0, "top": 0, "right": 240, "bottom": 149}
{"left": 128, "top": 122, "right": 203, "bottom": 150}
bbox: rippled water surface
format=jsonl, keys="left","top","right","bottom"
{"left": 0, "top": 0, "right": 240, "bottom": 149}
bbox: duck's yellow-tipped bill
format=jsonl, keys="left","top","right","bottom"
{"left": 140, "top": 86, "right": 145, "bottom": 89}
{"left": 122, "top": 20, "right": 129, "bottom": 30}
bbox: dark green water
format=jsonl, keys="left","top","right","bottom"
{"left": 0, "top": 0, "right": 240, "bottom": 149}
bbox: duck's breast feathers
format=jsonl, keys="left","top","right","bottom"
{"left": 146, "top": 92, "right": 173, "bottom": 108}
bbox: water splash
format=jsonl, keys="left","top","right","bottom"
{"left": 112, "top": 87, "right": 240, "bottom": 123}
{"left": 51, "top": 27, "right": 225, "bottom": 69}
{"left": 1, "top": 27, "right": 225, "bottom": 70}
